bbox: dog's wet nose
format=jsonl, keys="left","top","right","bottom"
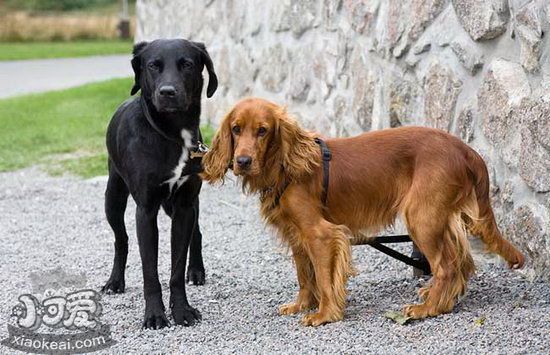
{"left": 159, "top": 85, "right": 177, "bottom": 97}
{"left": 236, "top": 155, "right": 252, "bottom": 169}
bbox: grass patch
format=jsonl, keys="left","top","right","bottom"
{"left": 4, "top": 0, "right": 135, "bottom": 13}
{"left": 0, "top": 40, "right": 132, "bottom": 61}
{"left": 0, "top": 78, "right": 215, "bottom": 178}
{"left": 201, "top": 124, "right": 215, "bottom": 146}
{"left": 47, "top": 152, "right": 108, "bottom": 178}
{"left": 0, "top": 11, "right": 135, "bottom": 42}
{"left": 0, "top": 77, "right": 133, "bottom": 175}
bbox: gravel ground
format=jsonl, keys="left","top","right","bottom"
{"left": 0, "top": 167, "right": 548, "bottom": 354}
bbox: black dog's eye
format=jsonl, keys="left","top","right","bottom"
{"left": 258, "top": 127, "right": 267, "bottom": 137}
{"left": 232, "top": 126, "right": 241, "bottom": 135}
{"left": 148, "top": 61, "right": 161, "bottom": 71}
{"left": 179, "top": 59, "right": 194, "bottom": 70}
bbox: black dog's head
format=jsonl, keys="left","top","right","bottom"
{"left": 130, "top": 39, "right": 218, "bottom": 113}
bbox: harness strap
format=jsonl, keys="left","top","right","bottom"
{"left": 274, "top": 180, "right": 289, "bottom": 206}
{"left": 367, "top": 241, "right": 431, "bottom": 274}
{"left": 311, "top": 137, "right": 430, "bottom": 274}
{"left": 314, "top": 138, "right": 332, "bottom": 205}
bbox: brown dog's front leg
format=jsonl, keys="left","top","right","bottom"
{"left": 300, "top": 223, "right": 354, "bottom": 326}
{"left": 279, "top": 247, "right": 318, "bottom": 315}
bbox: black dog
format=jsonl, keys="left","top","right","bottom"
{"left": 101, "top": 39, "right": 217, "bottom": 329}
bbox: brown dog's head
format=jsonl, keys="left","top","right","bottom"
{"left": 201, "top": 97, "right": 319, "bottom": 185}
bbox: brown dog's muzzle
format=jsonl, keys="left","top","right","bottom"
{"left": 236, "top": 155, "right": 252, "bottom": 170}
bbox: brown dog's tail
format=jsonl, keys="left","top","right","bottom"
{"left": 464, "top": 148, "right": 525, "bottom": 269}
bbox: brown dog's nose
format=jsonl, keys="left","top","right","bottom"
{"left": 236, "top": 155, "right": 252, "bottom": 169}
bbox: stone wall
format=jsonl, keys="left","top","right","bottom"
{"left": 136, "top": 0, "right": 549, "bottom": 279}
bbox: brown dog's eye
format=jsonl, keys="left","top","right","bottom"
{"left": 232, "top": 126, "right": 241, "bottom": 135}
{"left": 258, "top": 127, "right": 267, "bottom": 137}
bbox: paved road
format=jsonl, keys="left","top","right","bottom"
{"left": 0, "top": 55, "right": 132, "bottom": 98}
{"left": 0, "top": 168, "right": 548, "bottom": 354}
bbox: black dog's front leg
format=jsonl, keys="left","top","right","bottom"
{"left": 187, "top": 198, "right": 206, "bottom": 285}
{"left": 170, "top": 196, "right": 202, "bottom": 326}
{"left": 136, "top": 205, "right": 170, "bottom": 329}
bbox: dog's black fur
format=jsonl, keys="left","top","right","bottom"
{"left": 101, "top": 39, "right": 217, "bottom": 329}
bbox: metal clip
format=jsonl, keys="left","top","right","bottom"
{"left": 190, "top": 141, "right": 209, "bottom": 159}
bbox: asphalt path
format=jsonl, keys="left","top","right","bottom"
{"left": 0, "top": 55, "right": 131, "bottom": 98}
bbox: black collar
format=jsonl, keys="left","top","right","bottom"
{"left": 140, "top": 96, "right": 207, "bottom": 158}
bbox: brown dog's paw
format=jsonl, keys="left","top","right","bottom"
{"left": 403, "top": 304, "right": 432, "bottom": 319}
{"left": 301, "top": 312, "right": 341, "bottom": 326}
{"left": 278, "top": 303, "right": 302, "bottom": 315}
{"left": 508, "top": 251, "right": 525, "bottom": 269}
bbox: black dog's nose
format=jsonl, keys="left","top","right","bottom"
{"left": 159, "top": 85, "right": 177, "bottom": 97}
{"left": 236, "top": 155, "right": 252, "bottom": 169}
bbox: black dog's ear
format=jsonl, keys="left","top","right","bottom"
{"left": 130, "top": 41, "right": 149, "bottom": 95}
{"left": 192, "top": 42, "right": 218, "bottom": 98}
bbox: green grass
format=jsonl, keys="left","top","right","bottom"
{"left": 4, "top": 0, "right": 129, "bottom": 13}
{"left": 0, "top": 77, "right": 215, "bottom": 178}
{"left": 0, "top": 40, "right": 133, "bottom": 61}
{"left": 47, "top": 152, "right": 109, "bottom": 179}
{"left": 201, "top": 124, "right": 215, "bottom": 146}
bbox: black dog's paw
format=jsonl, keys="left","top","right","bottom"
{"left": 172, "top": 305, "right": 201, "bottom": 327}
{"left": 101, "top": 277, "right": 125, "bottom": 294}
{"left": 143, "top": 304, "right": 170, "bottom": 330}
{"left": 186, "top": 267, "right": 205, "bottom": 285}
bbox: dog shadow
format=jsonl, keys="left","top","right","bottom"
{"left": 345, "top": 265, "right": 540, "bottom": 322}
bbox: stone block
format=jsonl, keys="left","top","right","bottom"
{"left": 514, "top": 1, "right": 543, "bottom": 72}
{"left": 455, "top": 105, "right": 476, "bottom": 142}
{"left": 478, "top": 59, "right": 531, "bottom": 148}
{"left": 343, "top": 0, "right": 379, "bottom": 34}
{"left": 452, "top": 0, "right": 510, "bottom": 41}
{"left": 389, "top": 76, "right": 424, "bottom": 127}
{"left": 504, "top": 203, "right": 549, "bottom": 279}
{"left": 424, "top": 62, "right": 463, "bottom": 131}
{"left": 450, "top": 38, "right": 484, "bottom": 75}
{"left": 259, "top": 43, "right": 290, "bottom": 93}
{"left": 349, "top": 50, "right": 376, "bottom": 131}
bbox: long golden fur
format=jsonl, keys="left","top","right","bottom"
{"left": 202, "top": 97, "right": 525, "bottom": 326}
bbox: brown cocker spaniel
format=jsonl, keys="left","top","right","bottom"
{"left": 201, "top": 97, "right": 525, "bottom": 326}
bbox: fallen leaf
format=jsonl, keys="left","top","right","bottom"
{"left": 474, "top": 317, "right": 486, "bottom": 326}
{"left": 384, "top": 311, "right": 412, "bottom": 325}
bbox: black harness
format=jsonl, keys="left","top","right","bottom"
{"left": 314, "top": 138, "right": 332, "bottom": 205}
{"left": 312, "top": 138, "right": 431, "bottom": 275}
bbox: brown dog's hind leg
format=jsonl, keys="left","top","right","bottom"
{"left": 403, "top": 208, "right": 474, "bottom": 319}
{"left": 467, "top": 208, "right": 525, "bottom": 269}
{"left": 279, "top": 247, "right": 318, "bottom": 315}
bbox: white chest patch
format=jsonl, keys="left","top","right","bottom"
{"left": 163, "top": 129, "right": 194, "bottom": 192}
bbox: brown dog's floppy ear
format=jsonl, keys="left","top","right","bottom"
{"left": 130, "top": 41, "right": 149, "bottom": 95}
{"left": 192, "top": 42, "right": 218, "bottom": 98}
{"left": 277, "top": 108, "right": 320, "bottom": 181}
{"left": 201, "top": 109, "right": 234, "bottom": 183}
